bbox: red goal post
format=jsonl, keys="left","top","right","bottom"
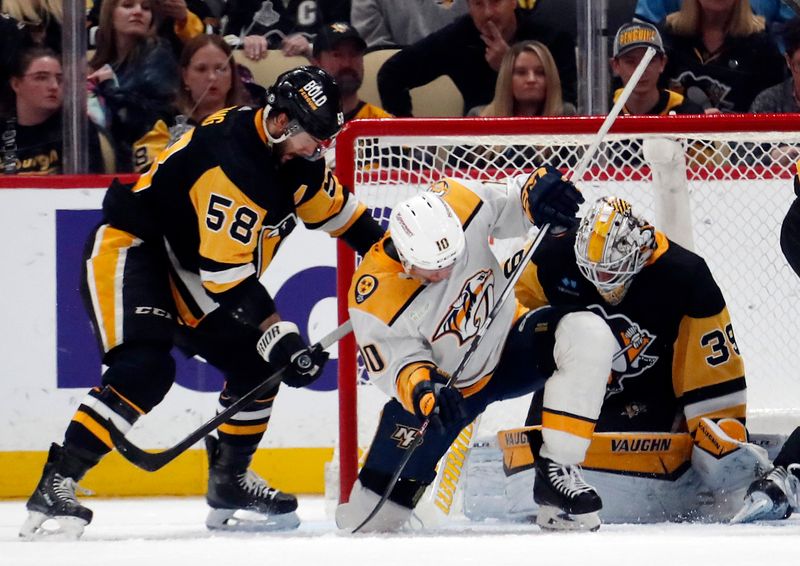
{"left": 334, "top": 114, "right": 800, "bottom": 502}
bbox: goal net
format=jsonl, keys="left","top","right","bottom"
{"left": 333, "top": 114, "right": 800, "bottom": 501}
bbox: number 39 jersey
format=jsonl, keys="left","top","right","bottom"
{"left": 103, "top": 106, "right": 376, "bottom": 327}
{"left": 348, "top": 176, "right": 533, "bottom": 402}
{"left": 516, "top": 228, "right": 746, "bottom": 433}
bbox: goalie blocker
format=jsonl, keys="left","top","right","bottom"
{"left": 467, "top": 417, "right": 774, "bottom": 524}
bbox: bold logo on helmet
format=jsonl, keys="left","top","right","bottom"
{"left": 433, "top": 270, "right": 495, "bottom": 345}
{"left": 299, "top": 79, "right": 327, "bottom": 110}
{"left": 354, "top": 275, "right": 378, "bottom": 304}
{"left": 589, "top": 304, "right": 658, "bottom": 398}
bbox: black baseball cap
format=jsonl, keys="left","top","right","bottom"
{"left": 613, "top": 21, "right": 665, "bottom": 58}
{"left": 312, "top": 22, "right": 367, "bottom": 57}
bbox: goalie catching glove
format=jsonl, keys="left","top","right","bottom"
{"left": 256, "top": 321, "right": 329, "bottom": 388}
{"left": 521, "top": 165, "right": 584, "bottom": 229}
{"left": 406, "top": 365, "right": 467, "bottom": 430}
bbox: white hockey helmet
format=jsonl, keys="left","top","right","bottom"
{"left": 389, "top": 192, "right": 466, "bottom": 272}
{"left": 574, "top": 196, "right": 655, "bottom": 304}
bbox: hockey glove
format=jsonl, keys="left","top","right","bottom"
{"left": 521, "top": 165, "right": 584, "bottom": 229}
{"left": 256, "top": 321, "right": 329, "bottom": 388}
{"left": 410, "top": 366, "right": 467, "bottom": 430}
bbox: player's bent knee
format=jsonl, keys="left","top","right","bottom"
{"left": 335, "top": 480, "right": 413, "bottom": 532}
{"left": 102, "top": 342, "right": 176, "bottom": 412}
{"left": 555, "top": 311, "right": 616, "bottom": 375}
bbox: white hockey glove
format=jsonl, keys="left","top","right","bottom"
{"left": 256, "top": 321, "right": 328, "bottom": 388}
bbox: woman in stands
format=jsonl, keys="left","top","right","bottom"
{"left": 478, "top": 40, "right": 575, "bottom": 118}
{"left": 132, "top": 34, "right": 247, "bottom": 172}
{"left": 661, "top": 0, "right": 784, "bottom": 113}
{"left": 1, "top": 47, "right": 103, "bottom": 175}
{"left": 462, "top": 41, "right": 574, "bottom": 169}
{"left": 88, "top": 0, "right": 179, "bottom": 172}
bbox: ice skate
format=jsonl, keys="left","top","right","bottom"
{"left": 533, "top": 456, "right": 602, "bottom": 532}
{"left": 731, "top": 464, "right": 800, "bottom": 523}
{"left": 19, "top": 444, "right": 93, "bottom": 540}
{"left": 205, "top": 435, "right": 300, "bottom": 531}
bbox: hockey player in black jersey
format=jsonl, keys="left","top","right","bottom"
{"left": 496, "top": 196, "right": 761, "bottom": 523}
{"left": 20, "top": 66, "right": 384, "bottom": 539}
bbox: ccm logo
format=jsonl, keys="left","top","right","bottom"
{"left": 134, "top": 306, "right": 173, "bottom": 319}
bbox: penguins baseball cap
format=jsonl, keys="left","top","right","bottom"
{"left": 613, "top": 21, "right": 665, "bottom": 58}
{"left": 313, "top": 22, "right": 367, "bottom": 57}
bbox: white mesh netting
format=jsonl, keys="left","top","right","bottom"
{"left": 341, "top": 125, "right": 800, "bottom": 449}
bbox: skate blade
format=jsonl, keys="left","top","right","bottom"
{"left": 19, "top": 511, "right": 87, "bottom": 540}
{"left": 730, "top": 493, "right": 785, "bottom": 524}
{"left": 206, "top": 508, "right": 301, "bottom": 532}
{"left": 535, "top": 506, "right": 601, "bottom": 532}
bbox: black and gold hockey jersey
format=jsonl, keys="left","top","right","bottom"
{"left": 103, "top": 105, "right": 381, "bottom": 328}
{"left": 517, "top": 228, "right": 746, "bottom": 433}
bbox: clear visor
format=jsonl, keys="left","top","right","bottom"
{"left": 284, "top": 119, "right": 337, "bottom": 161}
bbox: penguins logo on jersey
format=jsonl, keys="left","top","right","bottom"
{"left": 589, "top": 304, "right": 658, "bottom": 397}
{"left": 429, "top": 180, "right": 450, "bottom": 196}
{"left": 433, "top": 270, "right": 495, "bottom": 345}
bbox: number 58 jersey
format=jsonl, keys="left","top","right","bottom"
{"left": 102, "top": 106, "right": 377, "bottom": 326}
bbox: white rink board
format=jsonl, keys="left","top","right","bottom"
{"left": 1, "top": 176, "right": 799, "bottom": 455}
{"left": 0, "top": 185, "right": 341, "bottom": 451}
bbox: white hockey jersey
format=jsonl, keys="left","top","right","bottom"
{"left": 348, "top": 176, "right": 535, "bottom": 405}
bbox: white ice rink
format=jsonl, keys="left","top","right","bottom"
{"left": 1, "top": 496, "right": 799, "bottom": 566}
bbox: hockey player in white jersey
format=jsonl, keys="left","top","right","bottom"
{"left": 335, "top": 166, "right": 618, "bottom": 532}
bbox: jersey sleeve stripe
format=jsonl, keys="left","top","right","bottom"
{"left": 388, "top": 286, "right": 428, "bottom": 326}
{"left": 680, "top": 376, "right": 746, "bottom": 405}
{"left": 200, "top": 264, "right": 256, "bottom": 286}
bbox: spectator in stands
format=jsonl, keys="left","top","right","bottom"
{"left": 376, "top": 0, "right": 577, "bottom": 117}
{"left": 223, "top": 0, "right": 350, "bottom": 61}
{"left": 310, "top": 21, "right": 392, "bottom": 169}
{"left": 1, "top": 0, "right": 62, "bottom": 52}
{"left": 0, "top": 13, "right": 25, "bottom": 114}
{"left": 351, "top": 0, "right": 468, "bottom": 49}
{"left": 311, "top": 23, "right": 391, "bottom": 121}
{"left": 88, "top": 0, "right": 179, "bottom": 172}
{"left": 611, "top": 21, "right": 703, "bottom": 116}
{"left": 87, "top": 0, "right": 207, "bottom": 56}
{"left": 660, "top": 0, "right": 785, "bottom": 112}
{"left": 476, "top": 40, "right": 575, "bottom": 117}
{"left": 750, "top": 18, "right": 800, "bottom": 113}
{"left": 132, "top": 34, "right": 247, "bottom": 173}
{"left": 1, "top": 47, "right": 103, "bottom": 175}
{"left": 635, "top": 0, "right": 796, "bottom": 28}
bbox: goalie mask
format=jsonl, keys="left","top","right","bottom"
{"left": 574, "top": 196, "right": 656, "bottom": 305}
{"left": 389, "top": 192, "right": 466, "bottom": 276}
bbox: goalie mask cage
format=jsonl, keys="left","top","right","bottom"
{"left": 334, "top": 114, "right": 800, "bottom": 502}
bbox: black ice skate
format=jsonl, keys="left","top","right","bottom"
{"left": 19, "top": 443, "right": 93, "bottom": 540}
{"left": 205, "top": 435, "right": 300, "bottom": 531}
{"left": 533, "top": 456, "right": 602, "bottom": 532}
{"left": 731, "top": 464, "right": 800, "bottom": 523}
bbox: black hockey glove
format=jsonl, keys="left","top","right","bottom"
{"left": 521, "top": 165, "right": 584, "bottom": 229}
{"left": 256, "top": 321, "right": 329, "bottom": 388}
{"left": 410, "top": 366, "right": 467, "bottom": 430}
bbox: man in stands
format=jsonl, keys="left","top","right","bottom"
{"left": 376, "top": 0, "right": 576, "bottom": 116}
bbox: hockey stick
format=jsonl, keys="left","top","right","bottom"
{"left": 351, "top": 47, "right": 658, "bottom": 533}
{"left": 106, "top": 320, "right": 353, "bottom": 472}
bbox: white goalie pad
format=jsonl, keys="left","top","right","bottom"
{"left": 461, "top": 425, "right": 784, "bottom": 524}
{"left": 335, "top": 480, "right": 414, "bottom": 533}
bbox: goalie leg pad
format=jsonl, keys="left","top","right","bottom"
{"left": 335, "top": 479, "right": 414, "bottom": 532}
{"left": 540, "top": 311, "right": 615, "bottom": 465}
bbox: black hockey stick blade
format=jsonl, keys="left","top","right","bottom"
{"left": 107, "top": 320, "right": 353, "bottom": 472}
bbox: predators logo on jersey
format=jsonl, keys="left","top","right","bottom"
{"left": 354, "top": 275, "right": 379, "bottom": 304}
{"left": 433, "top": 270, "right": 495, "bottom": 345}
{"left": 590, "top": 305, "right": 659, "bottom": 397}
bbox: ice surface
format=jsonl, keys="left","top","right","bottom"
{"left": 2, "top": 496, "right": 799, "bottom": 566}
